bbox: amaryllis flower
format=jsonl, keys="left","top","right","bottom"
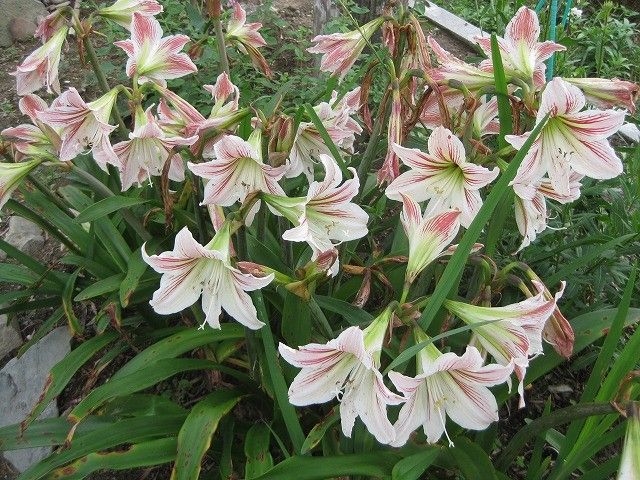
{"left": 114, "top": 12, "right": 197, "bottom": 85}
{"left": 427, "top": 36, "right": 495, "bottom": 90}
{"left": 444, "top": 280, "right": 565, "bottom": 407}
{"left": 114, "top": 107, "right": 197, "bottom": 190}
{"left": 279, "top": 306, "right": 404, "bottom": 444}
{"left": 34, "top": 10, "right": 67, "bottom": 43}
{"left": 98, "top": 0, "right": 163, "bottom": 29}
{"left": 475, "top": 7, "right": 566, "bottom": 87}
{"left": 143, "top": 225, "right": 272, "bottom": 329}
{"left": 400, "top": 194, "right": 461, "bottom": 285}
{"left": 265, "top": 155, "right": 368, "bottom": 268}
{"left": 507, "top": 78, "right": 625, "bottom": 196}
{"left": 288, "top": 88, "right": 362, "bottom": 182}
{"left": 157, "top": 74, "right": 245, "bottom": 158}
{"left": 38, "top": 87, "right": 120, "bottom": 167}
{"left": 1, "top": 95, "right": 61, "bottom": 160}
{"left": 420, "top": 87, "right": 464, "bottom": 130}
{"left": 308, "top": 17, "right": 384, "bottom": 80}
{"left": 226, "top": 3, "right": 272, "bottom": 77}
{"left": 565, "top": 77, "right": 639, "bottom": 114}
{"left": 0, "top": 160, "right": 41, "bottom": 212}
{"left": 188, "top": 131, "right": 285, "bottom": 207}
{"left": 377, "top": 85, "right": 403, "bottom": 184}
{"left": 12, "top": 26, "right": 68, "bottom": 96}
{"left": 385, "top": 126, "right": 499, "bottom": 227}
{"left": 513, "top": 173, "right": 582, "bottom": 252}
{"left": 389, "top": 329, "right": 512, "bottom": 447}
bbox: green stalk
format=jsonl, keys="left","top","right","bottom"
{"left": 207, "top": 0, "right": 230, "bottom": 75}
{"left": 70, "top": 165, "right": 151, "bottom": 241}
{"left": 308, "top": 297, "right": 333, "bottom": 338}
{"left": 80, "top": 28, "right": 128, "bottom": 136}
{"left": 27, "top": 174, "right": 75, "bottom": 218}
{"left": 253, "top": 291, "right": 305, "bottom": 454}
{"left": 355, "top": 101, "right": 388, "bottom": 199}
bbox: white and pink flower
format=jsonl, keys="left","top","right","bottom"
{"left": 288, "top": 88, "right": 362, "bottom": 182}
{"left": 12, "top": 26, "right": 68, "bottom": 96}
{"left": 427, "top": 36, "right": 495, "bottom": 91}
{"left": 37, "top": 87, "right": 120, "bottom": 167}
{"left": 114, "top": 107, "right": 197, "bottom": 190}
{"left": 114, "top": 12, "right": 197, "bottom": 85}
{"left": 389, "top": 329, "right": 512, "bottom": 446}
{"left": 564, "top": 77, "right": 639, "bottom": 114}
{"left": 188, "top": 131, "right": 286, "bottom": 207}
{"left": 475, "top": 7, "right": 566, "bottom": 87}
{"left": 144, "top": 225, "right": 273, "bottom": 329}
{"left": 507, "top": 77, "right": 625, "bottom": 195}
{"left": 386, "top": 126, "right": 499, "bottom": 227}
{"left": 308, "top": 18, "right": 384, "bottom": 81}
{"left": 279, "top": 306, "right": 403, "bottom": 444}
{"left": 226, "top": 3, "right": 272, "bottom": 77}
{"left": 444, "top": 281, "right": 565, "bottom": 407}
{"left": 98, "top": 0, "right": 163, "bottom": 29}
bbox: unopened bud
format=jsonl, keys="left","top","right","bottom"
{"left": 268, "top": 115, "right": 295, "bottom": 167}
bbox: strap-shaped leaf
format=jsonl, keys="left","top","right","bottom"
{"left": 245, "top": 423, "right": 274, "bottom": 479}
{"left": 74, "top": 196, "right": 149, "bottom": 224}
{"left": 171, "top": 391, "right": 243, "bottom": 480}
{"left": 391, "top": 449, "right": 439, "bottom": 480}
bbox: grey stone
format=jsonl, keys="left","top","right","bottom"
{"left": 0, "top": 0, "right": 47, "bottom": 47}
{"left": 422, "top": 1, "right": 490, "bottom": 48}
{"left": 9, "top": 18, "right": 39, "bottom": 43}
{"left": 2, "top": 216, "right": 45, "bottom": 260}
{"left": 0, "top": 327, "right": 71, "bottom": 472}
{"left": 0, "top": 321, "right": 22, "bottom": 359}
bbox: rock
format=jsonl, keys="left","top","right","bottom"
{"left": 0, "top": 0, "right": 47, "bottom": 47}
{"left": 0, "top": 327, "right": 71, "bottom": 472}
{"left": 0, "top": 314, "right": 22, "bottom": 359}
{"left": 9, "top": 18, "right": 39, "bottom": 43}
{"left": 2, "top": 216, "right": 45, "bottom": 260}
{"left": 619, "top": 123, "right": 640, "bottom": 143}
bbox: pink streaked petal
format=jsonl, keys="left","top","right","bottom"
{"left": 428, "top": 126, "right": 466, "bottom": 165}
{"left": 220, "top": 276, "right": 265, "bottom": 330}
{"left": 461, "top": 163, "right": 499, "bottom": 190}
{"left": 114, "top": 39, "right": 135, "bottom": 56}
{"left": 562, "top": 109, "right": 625, "bottom": 140}
{"left": 539, "top": 77, "right": 585, "bottom": 118}
{"left": 159, "top": 34, "right": 190, "bottom": 53}
{"left": 535, "top": 41, "right": 567, "bottom": 62}
{"left": 385, "top": 169, "right": 434, "bottom": 203}
{"left": 568, "top": 138, "right": 623, "bottom": 179}
{"left": 400, "top": 193, "right": 421, "bottom": 228}
{"left": 19, "top": 95, "right": 48, "bottom": 122}
{"left": 131, "top": 12, "right": 163, "bottom": 49}
{"left": 505, "top": 7, "right": 540, "bottom": 49}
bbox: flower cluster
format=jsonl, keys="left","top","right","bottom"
{"left": 1, "top": 0, "right": 637, "bottom": 452}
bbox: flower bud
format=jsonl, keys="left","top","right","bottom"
{"left": 268, "top": 115, "right": 295, "bottom": 167}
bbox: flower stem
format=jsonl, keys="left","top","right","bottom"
{"left": 308, "top": 296, "right": 333, "bottom": 338}
{"left": 80, "top": 26, "right": 128, "bottom": 136}
{"left": 207, "top": 0, "right": 230, "bottom": 75}
{"left": 27, "top": 173, "right": 75, "bottom": 218}
{"left": 70, "top": 164, "right": 151, "bottom": 241}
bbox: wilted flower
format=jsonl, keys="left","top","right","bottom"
{"left": 34, "top": 10, "right": 68, "bottom": 43}
{"left": 143, "top": 225, "right": 273, "bottom": 329}
{"left": 98, "top": 0, "right": 163, "bottom": 29}
{"left": 444, "top": 281, "right": 565, "bottom": 407}
{"left": 114, "top": 12, "right": 197, "bottom": 85}
{"left": 475, "top": 7, "right": 566, "bottom": 87}
{"left": 308, "top": 17, "right": 384, "bottom": 80}
{"left": 565, "top": 77, "right": 639, "bottom": 114}
{"left": 0, "top": 160, "right": 41, "bottom": 212}
{"left": 279, "top": 305, "right": 404, "bottom": 444}
{"left": 400, "top": 194, "right": 461, "bottom": 285}
{"left": 12, "top": 26, "right": 68, "bottom": 96}
{"left": 386, "top": 126, "right": 499, "bottom": 227}
{"left": 188, "top": 131, "right": 286, "bottom": 207}
{"left": 377, "top": 84, "right": 403, "bottom": 184}
{"left": 389, "top": 328, "right": 512, "bottom": 447}
{"left": 507, "top": 78, "right": 625, "bottom": 195}
{"left": 114, "top": 107, "right": 197, "bottom": 190}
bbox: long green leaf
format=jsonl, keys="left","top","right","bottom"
{"left": 489, "top": 34, "right": 512, "bottom": 149}
{"left": 119, "top": 248, "right": 148, "bottom": 307}
{"left": 417, "top": 115, "right": 549, "bottom": 331}
{"left": 245, "top": 423, "right": 274, "bottom": 479}
{"left": 114, "top": 324, "right": 244, "bottom": 379}
{"left": 391, "top": 448, "right": 439, "bottom": 480}
{"left": 21, "top": 332, "right": 118, "bottom": 431}
{"left": 68, "top": 359, "right": 233, "bottom": 424}
{"left": 74, "top": 273, "right": 125, "bottom": 301}
{"left": 254, "top": 452, "right": 405, "bottom": 480}
{"left": 63, "top": 269, "right": 84, "bottom": 336}
{"left": 304, "top": 103, "right": 347, "bottom": 174}
{"left": 48, "top": 438, "right": 177, "bottom": 480}
{"left": 17, "top": 415, "right": 187, "bottom": 480}
{"left": 75, "top": 196, "right": 149, "bottom": 223}
{"left": 171, "top": 390, "right": 242, "bottom": 480}
{"left": 314, "top": 295, "right": 373, "bottom": 325}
